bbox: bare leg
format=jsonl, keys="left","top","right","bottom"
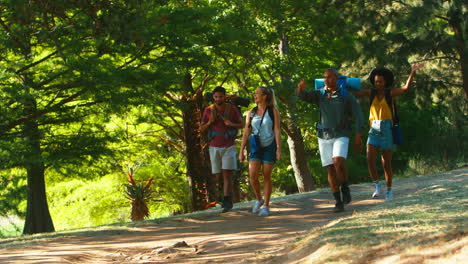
{"left": 326, "top": 165, "right": 339, "bottom": 193}
{"left": 333, "top": 156, "right": 351, "bottom": 204}
{"left": 367, "top": 144, "right": 379, "bottom": 181}
{"left": 381, "top": 150, "right": 393, "bottom": 188}
{"left": 222, "top": 169, "right": 233, "bottom": 196}
{"left": 332, "top": 157, "right": 348, "bottom": 184}
{"left": 249, "top": 161, "right": 262, "bottom": 201}
{"left": 262, "top": 163, "right": 274, "bottom": 207}
{"left": 216, "top": 173, "right": 223, "bottom": 195}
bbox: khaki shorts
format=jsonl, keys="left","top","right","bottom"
{"left": 209, "top": 145, "right": 238, "bottom": 174}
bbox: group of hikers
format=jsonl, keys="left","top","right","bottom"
{"left": 201, "top": 64, "right": 424, "bottom": 216}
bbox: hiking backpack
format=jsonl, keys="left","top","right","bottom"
{"left": 207, "top": 103, "right": 238, "bottom": 140}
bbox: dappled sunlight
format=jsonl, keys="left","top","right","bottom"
{"left": 1, "top": 168, "right": 466, "bottom": 264}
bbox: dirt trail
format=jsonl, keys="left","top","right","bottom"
{"left": 0, "top": 169, "right": 466, "bottom": 264}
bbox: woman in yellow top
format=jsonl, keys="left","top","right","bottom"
{"left": 349, "top": 63, "right": 423, "bottom": 201}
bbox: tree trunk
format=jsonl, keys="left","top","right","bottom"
{"left": 22, "top": 99, "right": 55, "bottom": 235}
{"left": 279, "top": 30, "right": 315, "bottom": 192}
{"left": 285, "top": 103, "right": 315, "bottom": 192}
{"left": 181, "top": 74, "right": 212, "bottom": 211}
{"left": 448, "top": 1, "right": 468, "bottom": 97}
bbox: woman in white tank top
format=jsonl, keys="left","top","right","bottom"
{"left": 239, "top": 86, "right": 281, "bottom": 216}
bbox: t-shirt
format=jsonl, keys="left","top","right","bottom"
{"left": 202, "top": 104, "right": 242, "bottom": 148}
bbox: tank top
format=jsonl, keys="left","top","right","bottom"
{"left": 369, "top": 96, "right": 393, "bottom": 123}
{"left": 251, "top": 110, "right": 275, "bottom": 147}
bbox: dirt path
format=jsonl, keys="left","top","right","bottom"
{"left": 0, "top": 168, "right": 466, "bottom": 264}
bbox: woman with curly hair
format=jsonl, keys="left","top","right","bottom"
{"left": 348, "top": 63, "right": 424, "bottom": 200}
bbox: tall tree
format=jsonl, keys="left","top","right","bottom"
{"left": 0, "top": 0, "right": 161, "bottom": 234}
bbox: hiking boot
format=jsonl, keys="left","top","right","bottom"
{"left": 221, "top": 196, "right": 233, "bottom": 213}
{"left": 252, "top": 199, "right": 264, "bottom": 214}
{"left": 333, "top": 202, "right": 344, "bottom": 213}
{"left": 332, "top": 191, "right": 344, "bottom": 212}
{"left": 372, "top": 182, "right": 382, "bottom": 198}
{"left": 385, "top": 190, "right": 393, "bottom": 201}
{"left": 341, "top": 184, "right": 351, "bottom": 204}
{"left": 258, "top": 206, "right": 270, "bottom": 216}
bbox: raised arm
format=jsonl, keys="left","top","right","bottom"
{"left": 296, "top": 80, "right": 320, "bottom": 104}
{"left": 392, "top": 63, "right": 424, "bottom": 96}
{"left": 296, "top": 80, "right": 307, "bottom": 95}
{"left": 348, "top": 89, "right": 371, "bottom": 97}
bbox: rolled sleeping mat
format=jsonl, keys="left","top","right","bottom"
{"left": 314, "top": 76, "right": 361, "bottom": 91}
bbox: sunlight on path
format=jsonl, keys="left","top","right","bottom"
{"left": 0, "top": 168, "right": 466, "bottom": 264}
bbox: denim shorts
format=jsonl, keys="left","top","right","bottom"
{"left": 249, "top": 141, "right": 277, "bottom": 164}
{"left": 367, "top": 120, "right": 395, "bottom": 150}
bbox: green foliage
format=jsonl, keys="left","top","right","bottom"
{"left": 125, "top": 181, "right": 154, "bottom": 204}
{"left": 47, "top": 155, "right": 189, "bottom": 231}
{"left": 0, "top": 215, "right": 23, "bottom": 238}
{"left": 0, "top": 169, "right": 27, "bottom": 217}
{"left": 1, "top": 0, "right": 466, "bottom": 236}
{"left": 47, "top": 176, "right": 127, "bottom": 230}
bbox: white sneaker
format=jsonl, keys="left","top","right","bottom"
{"left": 252, "top": 199, "right": 264, "bottom": 214}
{"left": 258, "top": 206, "right": 270, "bottom": 216}
{"left": 385, "top": 190, "right": 393, "bottom": 201}
{"left": 372, "top": 182, "right": 382, "bottom": 198}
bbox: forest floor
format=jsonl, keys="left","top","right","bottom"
{"left": 0, "top": 168, "right": 466, "bottom": 264}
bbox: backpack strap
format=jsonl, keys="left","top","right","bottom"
{"left": 369, "top": 89, "right": 377, "bottom": 106}
{"left": 209, "top": 104, "right": 217, "bottom": 119}
{"left": 320, "top": 87, "right": 327, "bottom": 97}
{"left": 249, "top": 106, "right": 275, "bottom": 130}
{"left": 369, "top": 89, "right": 398, "bottom": 124}
{"left": 370, "top": 89, "right": 392, "bottom": 106}
{"left": 248, "top": 106, "right": 258, "bottom": 129}
{"left": 384, "top": 89, "right": 392, "bottom": 108}
{"left": 268, "top": 106, "right": 275, "bottom": 129}
{"left": 208, "top": 103, "right": 238, "bottom": 140}
{"left": 392, "top": 100, "right": 399, "bottom": 124}
{"left": 224, "top": 103, "right": 231, "bottom": 120}
{"left": 338, "top": 89, "right": 352, "bottom": 130}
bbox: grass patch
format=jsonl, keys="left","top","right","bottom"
{"left": 0, "top": 216, "right": 23, "bottom": 239}
{"left": 0, "top": 223, "right": 22, "bottom": 239}
{"left": 260, "top": 169, "right": 467, "bottom": 264}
